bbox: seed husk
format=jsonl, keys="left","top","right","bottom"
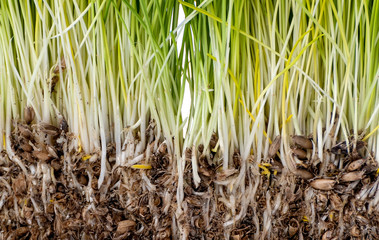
{"left": 356, "top": 215, "right": 369, "bottom": 225}
{"left": 20, "top": 140, "right": 33, "bottom": 152}
{"left": 53, "top": 58, "right": 66, "bottom": 74}
{"left": 209, "top": 133, "right": 218, "bottom": 150}
{"left": 232, "top": 235, "right": 242, "bottom": 240}
{"left": 24, "top": 106, "right": 35, "bottom": 125}
{"left": 186, "top": 196, "right": 203, "bottom": 206}
{"left": 158, "top": 142, "right": 167, "bottom": 155}
{"left": 59, "top": 117, "right": 68, "bottom": 132}
{"left": 350, "top": 225, "right": 360, "bottom": 237}
{"left": 271, "top": 159, "right": 283, "bottom": 173}
{"left": 329, "top": 193, "right": 343, "bottom": 210}
{"left": 47, "top": 146, "right": 58, "bottom": 159}
{"left": 153, "top": 195, "right": 161, "bottom": 207}
{"left": 185, "top": 147, "right": 192, "bottom": 160}
{"left": 116, "top": 220, "right": 136, "bottom": 234}
{"left": 346, "top": 159, "right": 365, "bottom": 171}
{"left": 39, "top": 123, "right": 60, "bottom": 137}
{"left": 215, "top": 168, "right": 238, "bottom": 182}
{"left": 194, "top": 217, "right": 204, "bottom": 229}
{"left": 268, "top": 135, "right": 281, "bottom": 158}
{"left": 14, "top": 227, "right": 29, "bottom": 237}
{"left": 197, "top": 144, "right": 204, "bottom": 153}
{"left": 321, "top": 230, "right": 333, "bottom": 240}
{"left": 198, "top": 154, "right": 213, "bottom": 176}
{"left": 331, "top": 140, "right": 366, "bottom": 155}
{"left": 340, "top": 171, "right": 364, "bottom": 182}
{"left": 78, "top": 175, "right": 88, "bottom": 185}
{"left": 318, "top": 193, "right": 328, "bottom": 203}
{"left": 288, "top": 218, "right": 299, "bottom": 237}
{"left": 354, "top": 140, "right": 366, "bottom": 151}
{"left": 292, "top": 148, "right": 307, "bottom": 160}
{"left": 157, "top": 228, "right": 171, "bottom": 239}
{"left": 233, "top": 151, "right": 241, "bottom": 169}
{"left": 294, "top": 169, "right": 314, "bottom": 180}
{"left": 362, "top": 177, "right": 371, "bottom": 185}
{"left": 46, "top": 203, "right": 55, "bottom": 214}
{"left": 51, "top": 159, "right": 62, "bottom": 171}
{"left": 33, "top": 149, "right": 53, "bottom": 162}
{"left": 18, "top": 124, "right": 33, "bottom": 139}
{"left": 50, "top": 75, "right": 60, "bottom": 93}
{"left": 292, "top": 135, "right": 313, "bottom": 149}
{"left": 12, "top": 174, "right": 27, "bottom": 196}
{"left": 310, "top": 179, "right": 336, "bottom": 191}
{"left": 20, "top": 152, "right": 34, "bottom": 163}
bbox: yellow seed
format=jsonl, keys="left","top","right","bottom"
{"left": 82, "top": 155, "right": 91, "bottom": 161}
{"left": 302, "top": 216, "right": 309, "bottom": 222}
{"left": 131, "top": 164, "right": 152, "bottom": 170}
{"left": 49, "top": 199, "right": 54, "bottom": 203}
{"left": 2, "top": 133, "right": 5, "bottom": 149}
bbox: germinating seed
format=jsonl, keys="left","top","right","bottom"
{"left": 24, "top": 106, "right": 35, "bottom": 125}
{"left": 292, "top": 135, "right": 313, "bottom": 149}
{"left": 268, "top": 136, "right": 281, "bottom": 158}
{"left": 292, "top": 148, "right": 307, "bottom": 160}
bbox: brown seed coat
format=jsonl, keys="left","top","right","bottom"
{"left": 292, "top": 148, "right": 307, "bottom": 160}
{"left": 340, "top": 171, "right": 364, "bottom": 182}
{"left": 116, "top": 220, "right": 136, "bottom": 234}
{"left": 346, "top": 159, "right": 365, "bottom": 172}
{"left": 310, "top": 179, "right": 336, "bottom": 191}
{"left": 24, "top": 106, "right": 35, "bottom": 125}
{"left": 33, "top": 150, "right": 52, "bottom": 162}
{"left": 292, "top": 135, "right": 313, "bottom": 149}
{"left": 294, "top": 169, "right": 314, "bottom": 180}
{"left": 330, "top": 193, "right": 343, "bottom": 210}
{"left": 12, "top": 174, "right": 27, "bottom": 196}
{"left": 268, "top": 136, "right": 281, "bottom": 158}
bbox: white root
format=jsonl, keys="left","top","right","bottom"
{"left": 41, "top": 163, "right": 51, "bottom": 211}
{"left": 141, "top": 172, "right": 156, "bottom": 191}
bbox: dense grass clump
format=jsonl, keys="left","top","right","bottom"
{"left": 0, "top": 0, "right": 379, "bottom": 238}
